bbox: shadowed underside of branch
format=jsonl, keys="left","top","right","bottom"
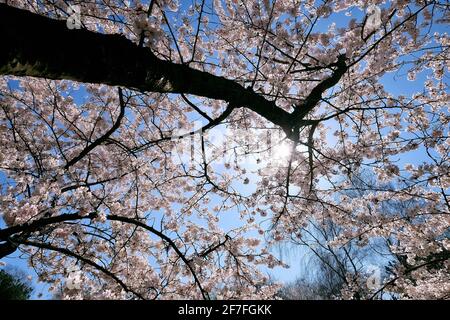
{"left": 0, "top": 4, "right": 294, "bottom": 132}
{"left": 0, "top": 4, "right": 348, "bottom": 136}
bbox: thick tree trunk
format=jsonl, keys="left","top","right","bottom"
{"left": 0, "top": 4, "right": 293, "bottom": 132}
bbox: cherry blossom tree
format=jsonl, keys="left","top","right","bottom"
{"left": 0, "top": 0, "right": 448, "bottom": 299}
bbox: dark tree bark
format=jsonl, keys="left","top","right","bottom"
{"left": 0, "top": 4, "right": 347, "bottom": 135}
{"left": 0, "top": 4, "right": 294, "bottom": 132}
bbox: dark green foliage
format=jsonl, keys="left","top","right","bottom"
{"left": 0, "top": 269, "right": 33, "bottom": 300}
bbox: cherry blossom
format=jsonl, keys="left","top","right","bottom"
{"left": 0, "top": 0, "right": 448, "bottom": 300}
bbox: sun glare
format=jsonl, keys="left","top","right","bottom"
{"left": 273, "top": 142, "right": 292, "bottom": 161}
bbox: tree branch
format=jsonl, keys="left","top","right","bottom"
{"left": 0, "top": 4, "right": 292, "bottom": 133}
{"left": 1, "top": 212, "right": 213, "bottom": 299}
{"left": 292, "top": 54, "right": 348, "bottom": 121}
{"left": 64, "top": 87, "right": 126, "bottom": 169}
{"left": 17, "top": 239, "right": 149, "bottom": 299}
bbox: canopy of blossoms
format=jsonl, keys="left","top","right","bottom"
{"left": 0, "top": 0, "right": 448, "bottom": 299}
